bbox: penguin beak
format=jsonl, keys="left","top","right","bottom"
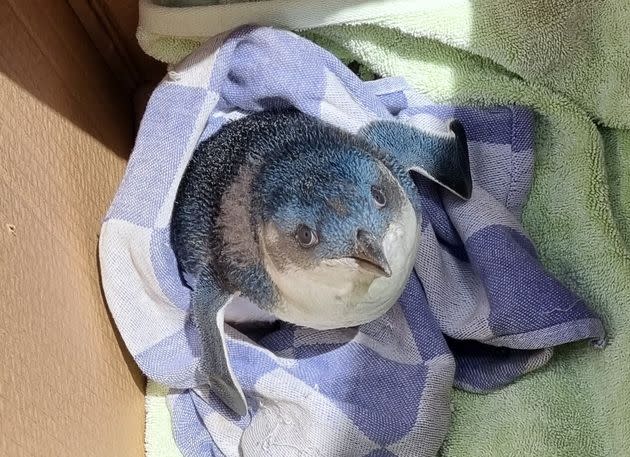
{"left": 351, "top": 230, "right": 392, "bottom": 278}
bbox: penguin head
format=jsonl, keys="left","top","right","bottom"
{"left": 253, "top": 133, "right": 418, "bottom": 329}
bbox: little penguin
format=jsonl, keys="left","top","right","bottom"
{"left": 170, "top": 108, "right": 471, "bottom": 415}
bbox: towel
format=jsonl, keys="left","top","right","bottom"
{"left": 101, "top": 25, "right": 604, "bottom": 457}
{"left": 135, "top": 0, "right": 630, "bottom": 128}
{"left": 299, "top": 6, "right": 630, "bottom": 457}
{"left": 132, "top": 1, "right": 630, "bottom": 456}
{"left": 135, "top": 0, "right": 451, "bottom": 65}
{"left": 146, "top": 382, "right": 184, "bottom": 457}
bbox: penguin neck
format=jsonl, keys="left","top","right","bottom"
{"left": 217, "top": 164, "right": 259, "bottom": 265}
{"left": 215, "top": 164, "right": 278, "bottom": 309}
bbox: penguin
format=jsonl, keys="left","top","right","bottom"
{"left": 171, "top": 108, "right": 471, "bottom": 415}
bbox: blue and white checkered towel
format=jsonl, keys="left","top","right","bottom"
{"left": 99, "top": 26, "right": 605, "bottom": 457}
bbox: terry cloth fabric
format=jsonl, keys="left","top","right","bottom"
{"left": 135, "top": 0, "right": 438, "bottom": 64}
{"left": 298, "top": 7, "right": 630, "bottom": 456}
{"left": 133, "top": 1, "right": 630, "bottom": 455}
{"left": 145, "top": 382, "right": 184, "bottom": 457}
{"left": 99, "top": 26, "right": 604, "bottom": 457}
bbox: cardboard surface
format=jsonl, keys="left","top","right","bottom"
{"left": 0, "top": 1, "right": 145, "bottom": 455}
{"left": 68, "top": 0, "right": 165, "bottom": 92}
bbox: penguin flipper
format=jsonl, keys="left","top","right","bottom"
{"left": 192, "top": 267, "right": 247, "bottom": 416}
{"left": 359, "top": 119, "right": 472, "bottom": 200}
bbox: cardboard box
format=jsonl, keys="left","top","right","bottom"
{"left": 1, "top": 2, "right": 164, "bottom": 455}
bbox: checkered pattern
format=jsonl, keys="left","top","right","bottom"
{"left": 99, "top": 26, "right": 604, "bottom": 456}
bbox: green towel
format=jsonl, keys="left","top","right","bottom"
{"left": 300, "top": 4, "right": 630, "bottom": 456}
{"left": 139, "top": 1, "right": 630, "bottom": 455}
{"left": 145, "top": 382, "right": 183, "bottom": 457}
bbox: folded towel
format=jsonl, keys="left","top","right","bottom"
{"left": 133, "top": 1, "right": 630, "bottom": 455}
{"left": 101, "top": 26, "right": 604, "bottom": 456}
{"left": 297, "top": 7, "right": 630, "bottom": 457}
{"left": 136, "top": 0, "right": 630, "bottom": 130}
{"left": 145, "top": 382, "right": 184, "bottom": 457}
{"left": 135, "top": 0, "right": 444, "bottom": 65}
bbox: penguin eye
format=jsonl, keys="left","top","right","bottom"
{"left": 296, "top": 225, "right": 318, "bottom": 248}
{"left": 371, "top": 186, "right": 386, "bottom": 208}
